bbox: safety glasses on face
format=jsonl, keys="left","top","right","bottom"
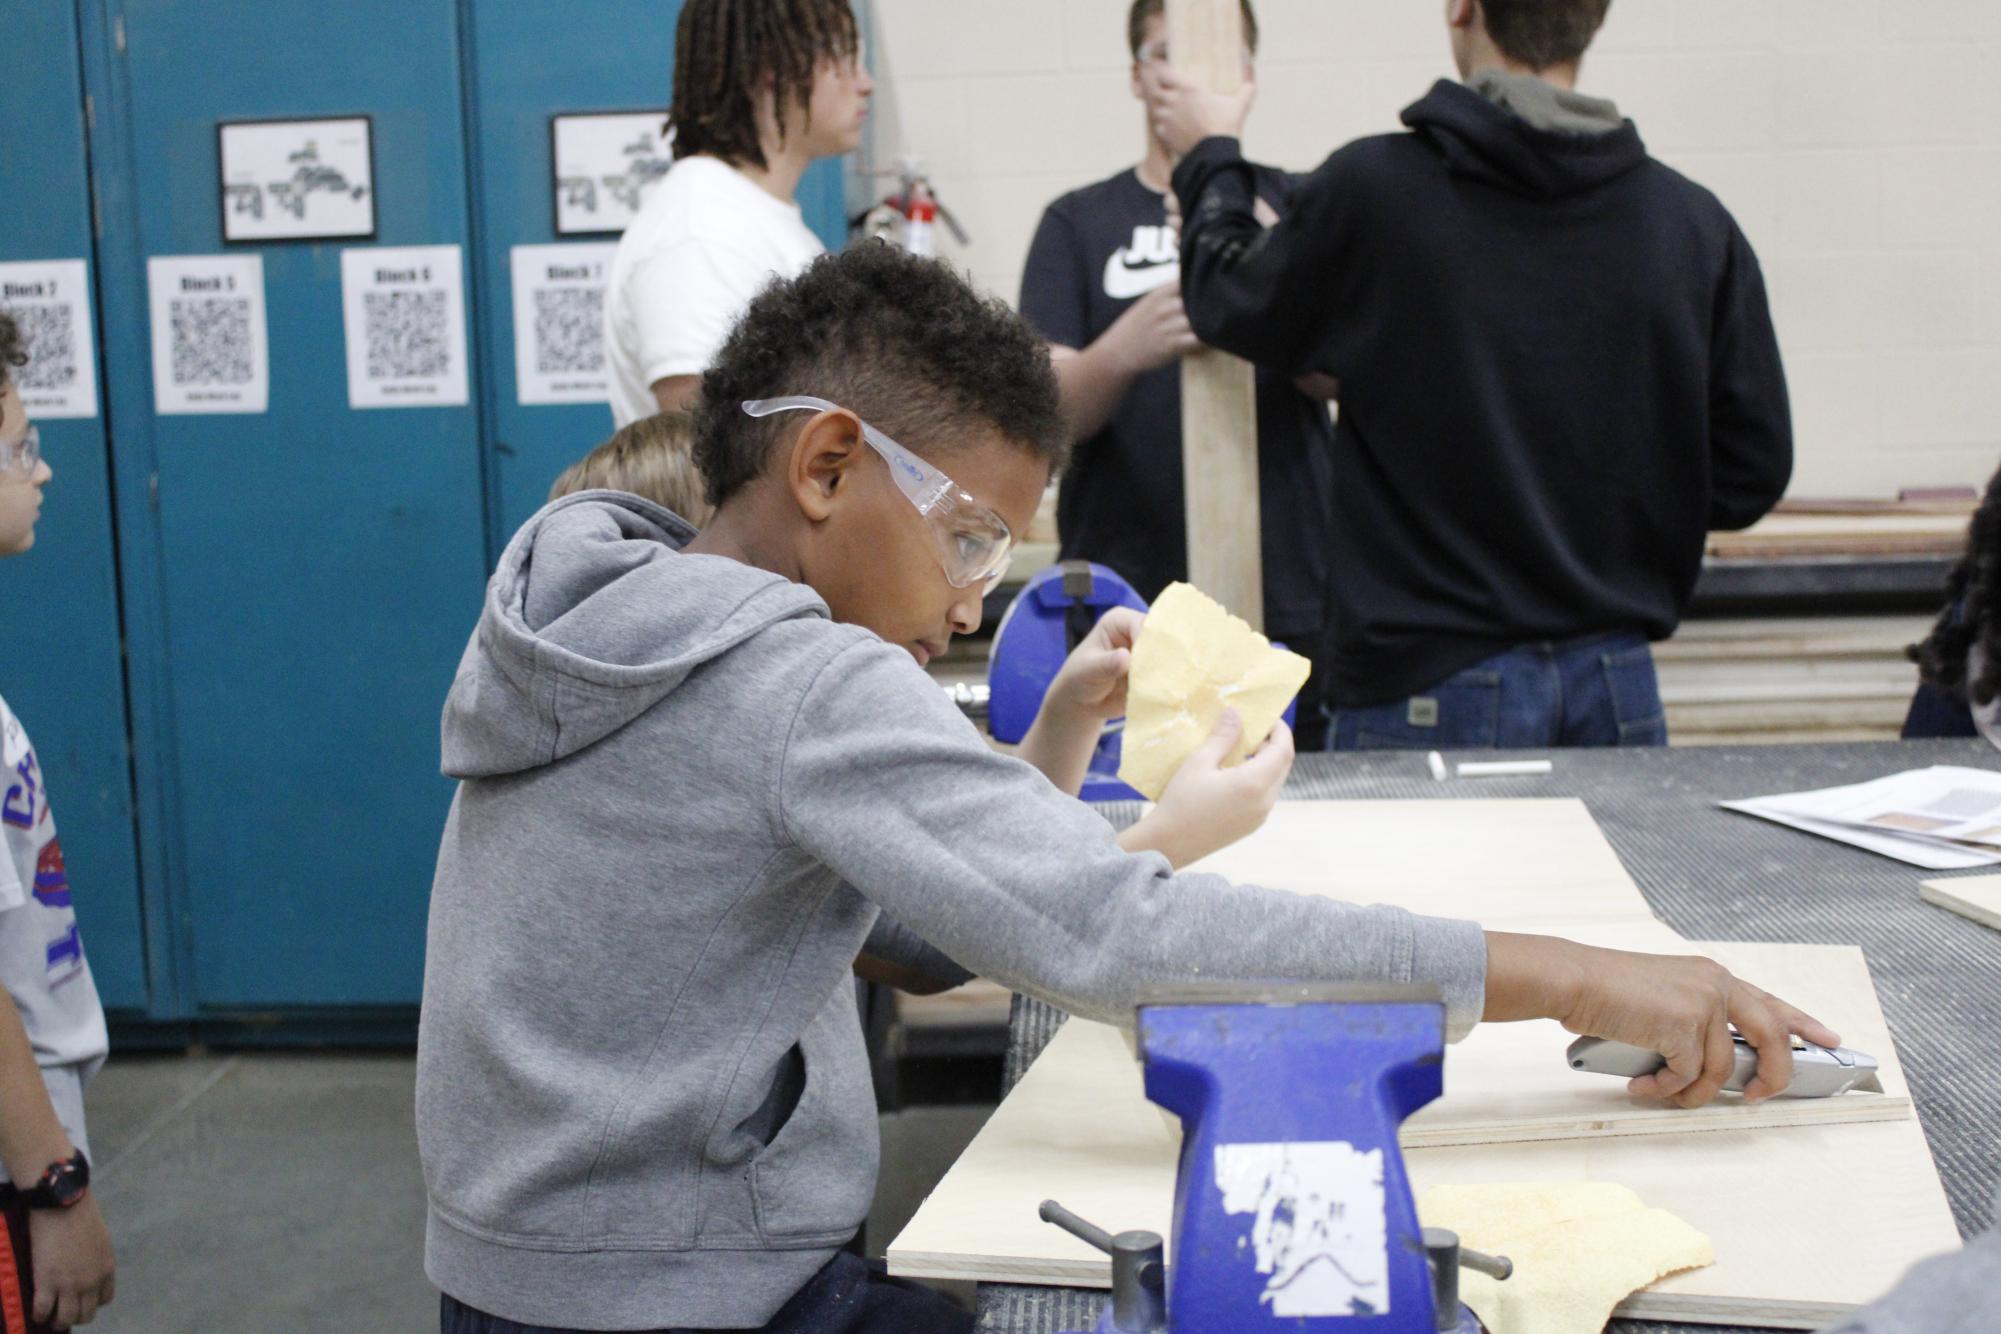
{"left": 742, "top": 397, "right": 1015, "bottom": 591}
{"left": 0, "top": 423, "right": 40, "bottom": 477}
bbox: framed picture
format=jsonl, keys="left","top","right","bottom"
{"left": 550, "top": 110, "right": 673, "bottom": 236}
{"left": 217, "top": 115, "right": 376, "bottom": 244}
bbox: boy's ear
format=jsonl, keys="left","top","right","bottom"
{"left": 786, "top": 410, "right": 869, "bottom": 522}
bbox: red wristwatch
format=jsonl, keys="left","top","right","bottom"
{"left": 22, "top": 1152, "right": 89, "bottom": 1209}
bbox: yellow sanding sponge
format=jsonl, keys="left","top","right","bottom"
{"left": 1417, "top": 1181, "right": 1715, "bottom": 1334}
{"left": 1117, "top": 582, "right": 1311, "bottom": 800}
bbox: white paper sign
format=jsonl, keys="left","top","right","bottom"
{"left": 552, "top": 111, "right": 672, "bottom": 234}
{"left": 146, "top": 254, "right": 269, "bottom": 415}
{"left": 0, "top": 260, "right": 99, "bottom": 419}
{"left": 509, "top": 243, "right": 617, "bottom": 405}
{"left": 1213, "top": 1141, "right": 1390, "bottom": 1318}
{"left": 339, "top": 245, "right": 469, "bottom": 410}
{"left": 218, "top": 117, "right": 375, "bottom": 243}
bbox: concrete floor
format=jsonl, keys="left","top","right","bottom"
{"left": 76, "top": 1053, "right": 991, "bottom": 1334}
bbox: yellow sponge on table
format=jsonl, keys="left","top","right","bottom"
{"left": 1417, "top": 1181, "right": 1716, "bottom": 1334}
{"left": 1116, "top": 582, "right": 1311, "bottom": 801}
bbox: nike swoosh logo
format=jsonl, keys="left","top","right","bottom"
{"left": 1102, "top": 251, "right": 1178, "bottom": 300}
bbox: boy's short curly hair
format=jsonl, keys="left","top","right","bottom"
{"left": 693, "top": 242, "right": 1066, "bottom": 507}
{"left": 0, "top": 311, "right": 25, "bottom": 389}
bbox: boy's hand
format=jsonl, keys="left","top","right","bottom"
{"left": 1046, "top": 606, "right": 1145, "bottom": 725}
{"left": 1126, "top": 709, "right": 1294, "bottom": 868}
{"left": 29, "top": 1192, "right": 116, "bottom": 1327}
{"left": 1104, "top": 287, "right": 1200, "bottom": 377}
{"left": 1487, "top": 934, "right": 1843, "bottom": 1107}
{"left": 1147, "top": 65, "right": 1255, "bottom": 159}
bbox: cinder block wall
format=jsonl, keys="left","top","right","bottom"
{"left": 866, "top": 0, "right": 2001, "bottom": 499}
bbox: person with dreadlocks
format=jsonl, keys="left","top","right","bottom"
{"left": 603, "top": 0, "right": 872, "bottom": 429}
{"left": 1903, "top": 466, "right": 2001, "bottom": 745}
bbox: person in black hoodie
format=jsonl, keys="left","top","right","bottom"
{"left": 1146, "top": 0, "right": 1792, "bottom": 750}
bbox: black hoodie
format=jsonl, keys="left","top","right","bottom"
{"left": 1173, "top": 79, "right": 1792, "bottom": 708}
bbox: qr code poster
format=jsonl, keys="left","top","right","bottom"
{"left": 0, "top": 259, "right": 99, "bottom": 419}
{"left": 339, "top": 245, "right": 469, "bottom": 410}
{"left": 218, "top": 116, "right": 375, "bottom": 244}
{"left": 145, "top": 254, "right": 269, "bottom": 415}
{"left": 551, "top": 111, "right": 673, "bottom": 235}
{"left": 508, "top": 243, "right": 616, "bottom": 406}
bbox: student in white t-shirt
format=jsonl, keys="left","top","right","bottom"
{"left": 0, "top": 313, "right": 115, "bottom": 1329}
{"left": 604, "top": 0, "right": 873, "bottom": 427}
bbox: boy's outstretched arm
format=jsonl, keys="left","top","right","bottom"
{"left": 782, "top": 638, "right": 1832, "bottom": 1103}
{"left": 1485, "top": 932, "right": 1839, "bottom": 1106}
{"left": 0, "top": 988, "right": 115, "bottom": 1327}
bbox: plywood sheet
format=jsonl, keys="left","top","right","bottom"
{"left": 1920, "top": 874, "right": 2001, "bottom": 932}
{"left": 1186, "top": 799, "right": 1663, "bottom": 932}
{"left": 890, "top": 946, "right": 1954, "bottom": 1328}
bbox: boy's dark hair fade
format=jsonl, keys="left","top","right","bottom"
{"left": 1127, "top": 0, "right": 1260, "bottom": 58}
{"left": 0, "top": 310, "right": 25, "bottom": 388}
{"left": 669, "top": 0, "right": 860, "bottom": 171}
{"left": 1479, "top": 0, "right": 1611, "bottom": 70}
{"left": 693, "top": 242, "right": 1067, "bottom": 507}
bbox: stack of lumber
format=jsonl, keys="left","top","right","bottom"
{"left": 888, "top": 800, "right": 1961, "bottom": 1328}
{"left": 1707, "top": 498, "right": 1974, "bottom": 561}
{"left": 1656, "top": 615, "right": 1929, "bottom": 745}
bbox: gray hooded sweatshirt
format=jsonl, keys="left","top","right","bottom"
{"left": 417, "top": 493, "right": 1487, "bottom": 1329}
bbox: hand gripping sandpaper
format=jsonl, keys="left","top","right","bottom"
{"left": 1117, "top": 582, "right": 1311, "bottom": 800}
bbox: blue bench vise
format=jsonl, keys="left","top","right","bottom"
{"left": 1041, "top": 984, "right": 1510, "bottom": 1332}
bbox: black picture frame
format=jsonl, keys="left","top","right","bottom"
{"left": 548, "top": 108, "right": 672, "bottom": 237}
{"left": 216, "top": 113, "right": 378, "bottom": 246}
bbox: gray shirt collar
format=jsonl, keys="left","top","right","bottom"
{"left": 1468, "top": 68, "right": 1623, "bottom": 134}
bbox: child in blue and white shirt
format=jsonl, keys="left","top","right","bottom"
{"left": 0, "top": 310, "right": 114, "bottom": 1330}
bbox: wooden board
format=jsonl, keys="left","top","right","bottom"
{"left": 888, "top": 946, "right": 1953, "bottom": 1328}
{"left": 1186, "top": 798, "right": 1665, "bottom": 932}
{"left": 1052, "top": 947, "right": 1905, "bottom": 1152}
{"left": 1707, "top": 511, "right": 1971, "bottom": 560}
{"left": 1920, "top": 874, "right": 2001, "bottom": 932}
{"left": 1166, "top": 0, "right": 1263, "bottom": 628}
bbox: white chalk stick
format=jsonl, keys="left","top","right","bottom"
{"left": 1455, "top": 759, "right": 1554, "bottom": 778}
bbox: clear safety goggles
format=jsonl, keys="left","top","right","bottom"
{"left": 742, "top": 396, "right": 1015, "bottom": 591}
{"left": 0, "top": 423, "right": 40, "bottom": 476}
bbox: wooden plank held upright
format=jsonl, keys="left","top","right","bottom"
{"left": 1165, "top": 0, "right": 1263, "bottom": 630}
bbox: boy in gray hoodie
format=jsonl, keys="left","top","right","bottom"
{"left": 418, "top": 242, "right": 1836, "bottom": 1334}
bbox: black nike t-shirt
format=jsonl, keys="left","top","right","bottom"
{"left": 1018, "top": 167, "right": 1334, "bottom": 639}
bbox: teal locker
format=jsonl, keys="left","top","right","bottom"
{"left": 81, "top": 0, "right": 490, "bottom": 1012}
{"left": 0, "top": 5, "right": 150, "bottom": 1012}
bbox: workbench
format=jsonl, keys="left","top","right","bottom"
{"left": 973, "top": 740, "right": 2001, "bottom": 1334}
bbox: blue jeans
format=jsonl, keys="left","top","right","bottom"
{"left": 439, "top": 1253, "right": 972, "bottom": 1334}
{"left": 1324, "top": 632, "right": 1667, "bottom": 751}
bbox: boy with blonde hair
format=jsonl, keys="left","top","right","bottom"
{"left": 549, "top": 410, "right": 713, "bottom": 526}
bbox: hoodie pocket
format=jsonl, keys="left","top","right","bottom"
{"left": 747, "top": 1007, "right": 880, "bottom": 1241}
